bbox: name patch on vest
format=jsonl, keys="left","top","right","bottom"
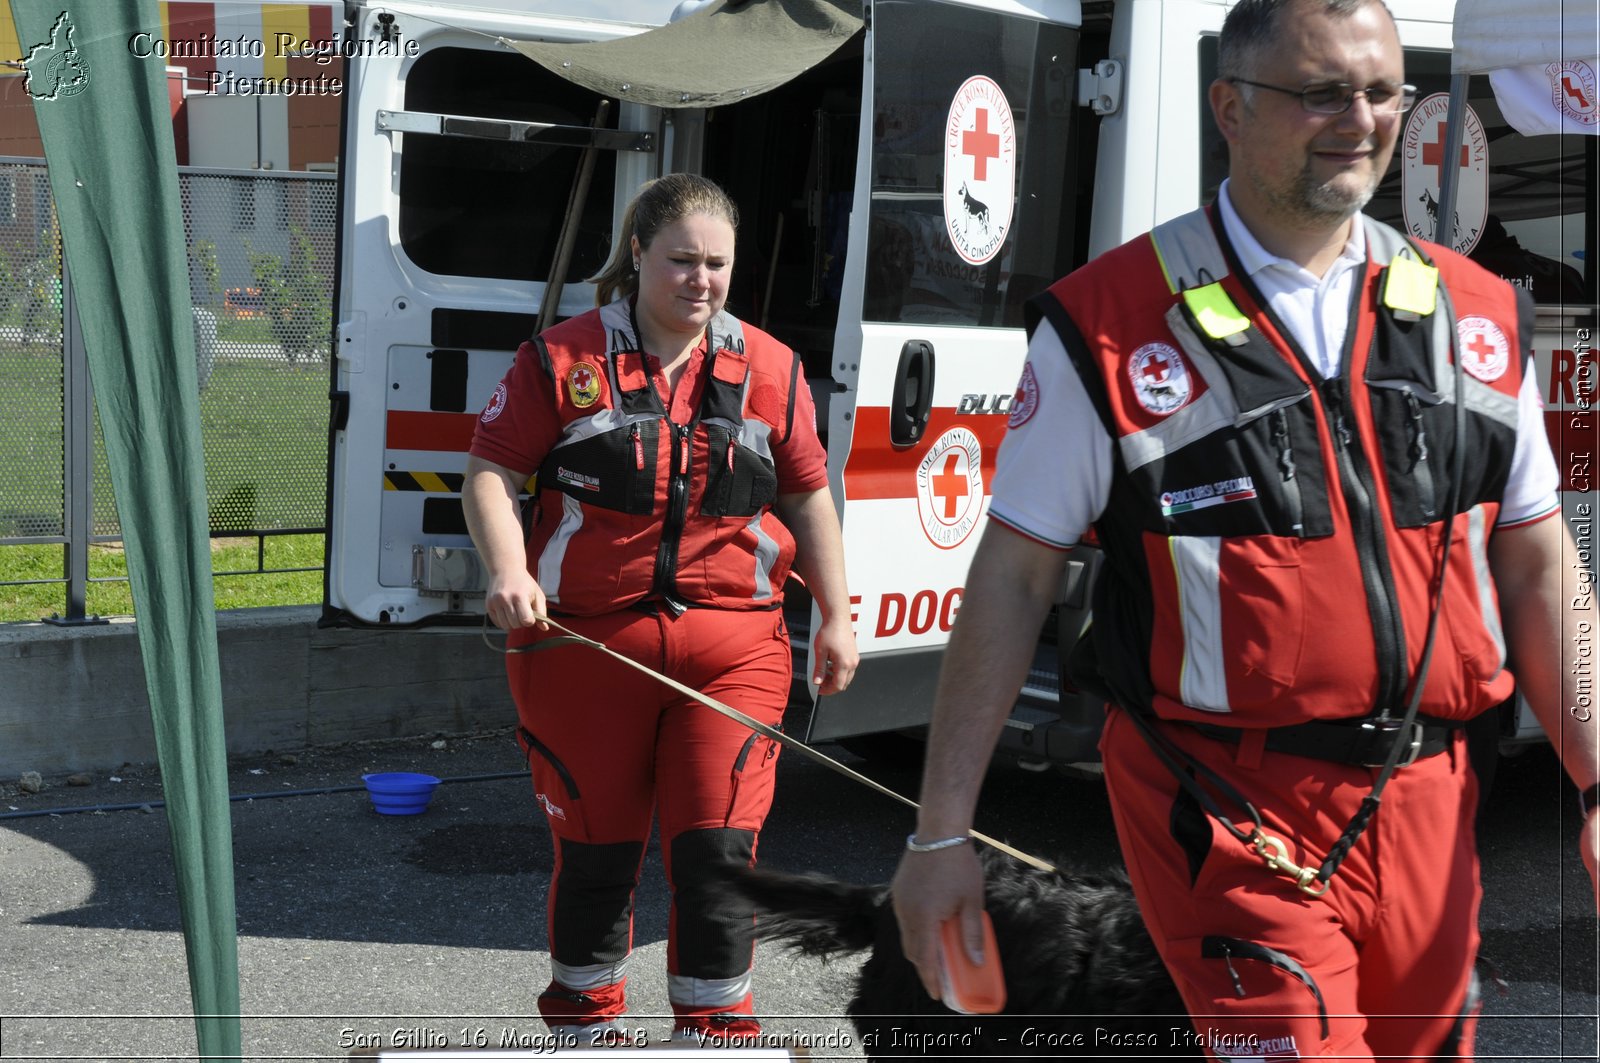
{"left": 1456, "top": 316, "right": 1510, "bottom": 383}
{"left": 1128, "top": 342, "right": 1193, "bottom": 415}
{"left": 566, "top": 361, "right": 604, "bottom": 408}
{"left": 1160, "top": 476, "right": 1258, "bottom": 516}
{"left": 555, "top": 466, "right": 601, "bottom": 492}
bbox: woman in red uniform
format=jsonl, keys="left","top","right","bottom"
{"left": 463, "top": 173, "right": 857, "bottom": 1042}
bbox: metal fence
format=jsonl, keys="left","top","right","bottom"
{"left": 0, "top": 159, "right": 337, "bottom": 621}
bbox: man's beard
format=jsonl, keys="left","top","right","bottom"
{"left": 1297, "top": 163, "right": 1380, "bottom": 221}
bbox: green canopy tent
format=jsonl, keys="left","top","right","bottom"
{"left": 9, "top": 0, "right": 240, "bottom": 1058}
{"left": 501, "top": 0, "right": 862, "bottom": 109}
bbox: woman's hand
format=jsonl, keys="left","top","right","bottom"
{"left": 811, "top": 613, "right": 859, "bottom": 695}
{"left": 486, "top": 568, "right": 549, "bottom": 632}
{"left": 775, "top": 487, "right": 858, "bottom": 696}
{"left": 462, "top": 455, "right": 547, "bottom": 631}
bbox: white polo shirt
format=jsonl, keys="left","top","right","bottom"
{"left": 987, "top": 184, "right": 1561, "bottom": 549}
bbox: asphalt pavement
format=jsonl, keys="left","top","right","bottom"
{"left": 0, "top": 724, "right": 1595, "bottom": 1061}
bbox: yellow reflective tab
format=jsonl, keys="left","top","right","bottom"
{"left": 1383, "top": 255, "right": 1438, "bottom": 318}
{"left": 1181, "top": 283, "right": 1251, "bottom": 340}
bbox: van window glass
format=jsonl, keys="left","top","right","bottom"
{"left": 1199, "top": 38, "right": 1596, "bottom": 307}
{"left": 864, "top": 1, "right": 1080, "bottom": 326}
{"left": 399, "top": 48, "right": 618, "bottom": 284}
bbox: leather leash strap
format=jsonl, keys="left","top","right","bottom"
{"left": 487, "top": 613, "right": 1057, "bottom": 874}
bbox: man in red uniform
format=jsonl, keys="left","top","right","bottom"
{"left": 891, "top": 2, "right": 1598, "bottom": 1059}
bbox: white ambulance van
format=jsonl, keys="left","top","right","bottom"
{"left": 324, "top": 0, "right": 1596, "bottom": 767}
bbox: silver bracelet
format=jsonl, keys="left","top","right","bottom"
{"left": 905, "top": 832, "right": 970, "bottom": 853}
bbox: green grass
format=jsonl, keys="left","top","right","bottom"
{"left": 0, "top": 534, "right": 325, "bottom": 622}
{"left": 214, "top": 315, "right": 278, "bottom": 344}
{"left": 2, "top": 348, "right": 332, "bottom": 623}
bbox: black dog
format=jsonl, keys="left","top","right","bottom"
{"left": 724, "top": 848, "right": 1197, "bottom": 1061}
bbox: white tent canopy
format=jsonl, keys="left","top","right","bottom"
{"left": 1451, "top": 0, "right": 1599, "bottom": 137}
{"left": 1436, "top": 0, "right": 1598, "bottom": 245}
{"left": 1451, "top": 0, "right": 1598, "bottom": 75}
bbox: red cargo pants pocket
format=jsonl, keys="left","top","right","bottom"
{"left": 1170, "top": 935, "right": 1341, "bottom": 1058}
{"left": 724, "top": 731, "right": 781, "bottom": 831}
{"left": 519, "top": 726, "right": 591, "bottom": 842}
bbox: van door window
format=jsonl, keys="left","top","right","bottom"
{"left": 864, "top": 0, "right": 1079, "bottom": 327}
{"left": 1198, "top": 39, "right": 1596, "bottom": 307}
{"left": 399, "top": 48, "right": 618, "bottom": 284}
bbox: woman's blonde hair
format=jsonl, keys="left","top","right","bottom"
{"left": 590, "top": 173, "right": 740, "bottom": 306}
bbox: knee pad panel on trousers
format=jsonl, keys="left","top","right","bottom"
{"left": 668, "top": 827, "right": 757, "bottom": 977}
{"left": 550, "top": 838, "right": 646, "bottom": 966}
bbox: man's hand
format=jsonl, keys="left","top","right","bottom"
{"left": 891, "top": 844, "right": 986, "bottom": 1003}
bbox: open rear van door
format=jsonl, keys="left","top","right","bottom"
{"left": 324, "top": 2, "right": 662, "bottom": 624}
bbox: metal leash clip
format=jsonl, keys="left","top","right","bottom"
{"left": 1251, "top": 830, "right": 1329, "bottom": 898}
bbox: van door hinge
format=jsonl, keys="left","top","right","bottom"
{"left": 1076, "top": 59, "right": 1123, "bottom": 116}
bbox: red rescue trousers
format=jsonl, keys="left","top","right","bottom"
{"left": 1101, "top": 708, "right": 1482, "bottom": 1062}
{"left": 506, "top": 605, "right": 791, "bottom": 1033}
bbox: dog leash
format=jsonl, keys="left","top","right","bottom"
{"left": 482, "top": 612, "right": 1058, "bottom": 874}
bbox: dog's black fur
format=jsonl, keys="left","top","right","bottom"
{"left": 723, "top": 848, "right": 1196, "bottom": 1061}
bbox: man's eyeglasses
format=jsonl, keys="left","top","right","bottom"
{"left": 1229, "top": 78, "right": 1418, "bottom": 115}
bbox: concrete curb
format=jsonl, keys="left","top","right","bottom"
{"left": 0, "top": 606, "right": 512, "bottom": 776}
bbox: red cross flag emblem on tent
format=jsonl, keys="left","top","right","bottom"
{"left": 1547, "top": 60, "right": 1599, "bottom": 125}
{"left": 1401, "top": 93, "right": 1489, "bottom": 255}
{"left": 1128, "top": 342, "right": 1193, "bottom": 415}
{"left": 1457, "top": 316, "right": 1510, "bottom": 383}
{"left": 916, "top": 427, "right": 986, "bottom": 550}
{"left": 943, "top": 75, "right": 1016, "bottom": 266}
{"left": 1488, "top": 58, "right": 1600, "bottom": 136}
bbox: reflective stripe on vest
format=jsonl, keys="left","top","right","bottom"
{"left": 1113, "top": 209, "right": 1510, "bottom": 714}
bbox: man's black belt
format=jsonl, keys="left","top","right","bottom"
{"left": 1189, "top": 717, "right": 1461, "bottom": 768}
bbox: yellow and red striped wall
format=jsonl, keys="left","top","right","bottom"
{"left": 2, "top": 3, "right": 340, "bottom": 166}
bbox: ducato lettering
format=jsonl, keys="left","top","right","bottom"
{"left": 875, "top": 588, "right": 964, "bottom": 638}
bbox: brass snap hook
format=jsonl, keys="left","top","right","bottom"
{"left": 1251, "top": 830, "right": 1329, "bottom": 898}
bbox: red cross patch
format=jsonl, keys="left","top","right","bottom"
{"left": 480, "top": 381, "right": 508, "bottom": 423}
{"left": 1128, "top": 342, "right": 1192, "bottom": 415}
{"left": 1456, "top": 316, "right": 1509, "bottom": 383}
{"left": 1008, "top": 362, "right": 1040, "bottom": 429}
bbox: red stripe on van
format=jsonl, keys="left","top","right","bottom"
{"left": 387, "top": 410, "right": 479, "bottom": 453}
{"left": 843, "top": 407, "right": 1009, "bottom": 501}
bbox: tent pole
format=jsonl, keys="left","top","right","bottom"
{"left": 1434, "top": 73, "right": 1472, "bottom": 249}
{"left": 537, "top": 100, "right": 611, "bottom": 336}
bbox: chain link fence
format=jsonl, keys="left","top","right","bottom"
{"left": 0, "top": 162, "right": 65, "bottom": 544}
{"left": 0, "top": 159, "right": 336, "bottom": 620}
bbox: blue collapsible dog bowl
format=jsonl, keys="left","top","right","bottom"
{"left": 362, "top": 772, "right": 441, "bottom": 816}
